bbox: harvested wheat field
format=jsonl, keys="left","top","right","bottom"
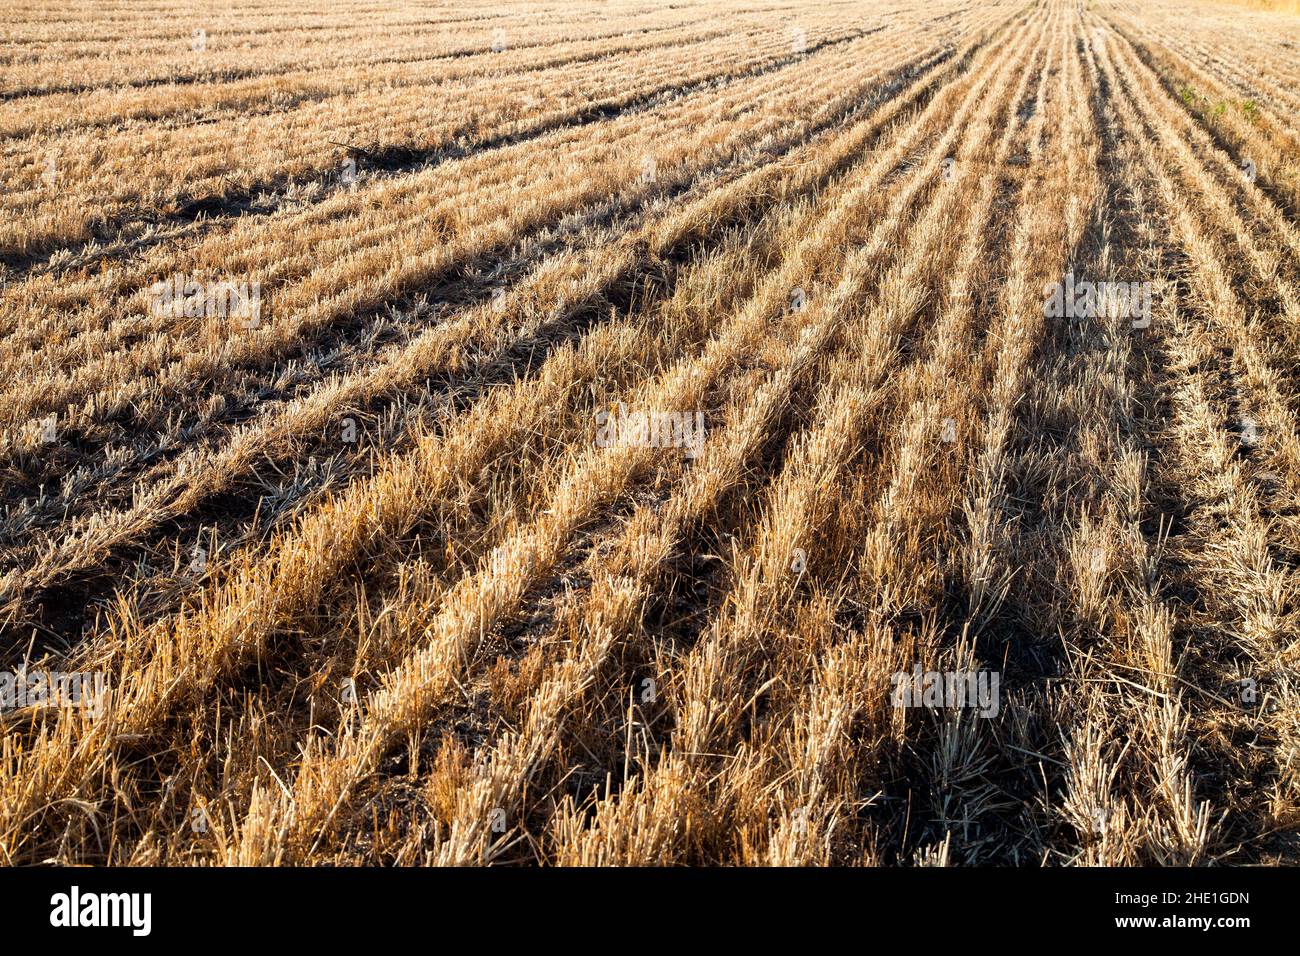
{"left": 0, "top": 0, "right": 1297, "bottom": 869}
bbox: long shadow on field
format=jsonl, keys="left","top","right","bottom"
{"left": 2, "top": 23, "right": 888, "bottom": 275}
{"left": 0, "top": 44, "right": 970, "bottom": 663}
{"left": 1109, "top": 18, "right": 1300, "bottom": 223}
{"left": 2, "top": 37, "right": 950, "bottom": 510}
{"left": 0, "top": 16, "right": 724, "bottom": 105}
{"left": 865, "top": 43, "right": 1118, "bottom": 867}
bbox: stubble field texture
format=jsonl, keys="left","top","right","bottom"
{"left": 1, "top": 0, "right": 1298, "bottom": 866}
